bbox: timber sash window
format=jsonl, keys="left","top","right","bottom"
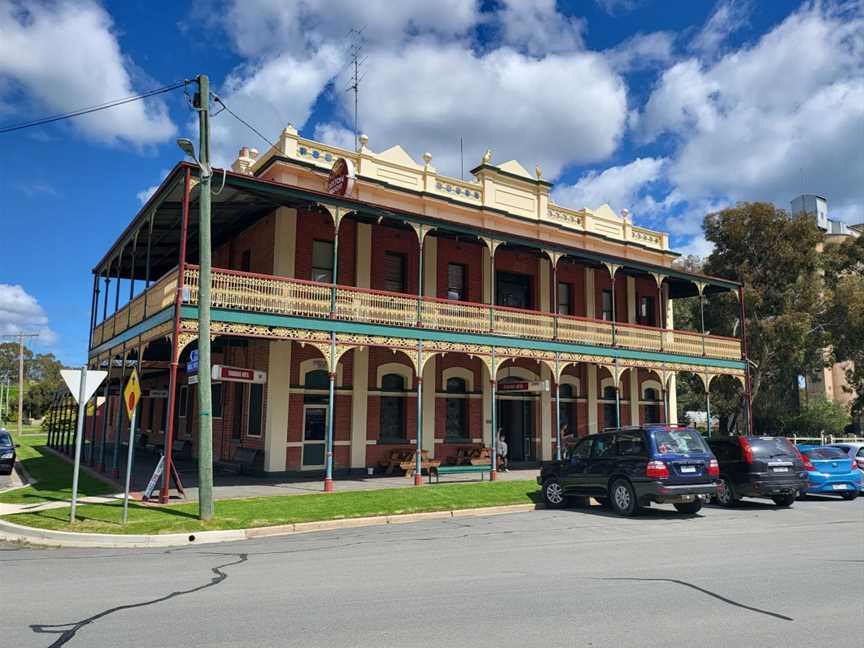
{"left": 557, "top": 282, "right": 571, "bottom": 315}
{"left": 384, "top": 253, "right": 406, "bottom": 293}
{"left": 379, "top": 373, "right": 406, "bottom": 442}
{"left": 212, "top": 383, "right": 223, "bottom": 419}
{"left": 232, "top": 383, "right": 244, "bottom": 440}
{"left": 644, "top": 388, "right": 661, "bottom": 424}
{"left": 559, "top": 384, "right": 575, "bottom": 435}
{"left": 601, "top": 289, "right": 613, "bottom": 321}
{"left": 312, "top": 240, "right": 334, "bottom": 283}
{"left": 639, "top": 296, "right": 655, "bottom": 326}
{"left": 447, "top": 263, "right": 466, "bottom": 301}
{"left": 602, "top": 386, "right": 618, "bottom": 429}
{"left": 445, "top": 377, "right": 468, "bottom": 441}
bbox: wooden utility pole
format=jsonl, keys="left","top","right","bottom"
{"left": 1, "top": 333, "right": 38, "bottom": 436}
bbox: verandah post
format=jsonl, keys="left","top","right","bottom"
{"left": 414, "top": 341, "right": 423, "bottom": 486}
{"left": 490, "top": 348, "right": 497, "bottom": 480}
{"left": 324, "top": 331, "right": 336, "bottom": 492}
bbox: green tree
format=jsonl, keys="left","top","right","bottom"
{"left": 701, "top": 203, "right": 829, "bottom": 431}
{"left": 782, "top": 395, "right": 850, "bottom": 436}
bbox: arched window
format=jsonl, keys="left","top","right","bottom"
{"left": 558, "top": 384, "right": 575, "bottom": 436}
{"left": 445, "top": 377, "right": 468, "bottom": 441}
{"left": 644, "top": 388, "right": 659, "bottom": 402}
{"left": 644, "top": 387, "right": 661, "bottom": 424}
{"left": 602, "top": 386, "right": 617, "bottom": 400}
{"left": 602, "top": 384, "right": 619, "bottom": 429}
{"left": 380, "top": 373, "right": 406, "bottom": 442}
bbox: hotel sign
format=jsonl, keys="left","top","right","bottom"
{"left": 211, "top": 365, "right": 267, "bottom": 384}
{"left": 326, "top": 157, "right": 355, "bottom": 196}
{"left": 498, "top": 380, "right": 549, "bottom": 393}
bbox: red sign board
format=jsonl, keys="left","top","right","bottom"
{"left": 211, "top": 365, "right": 267, "bottom": 384}
{"left": 326, "top": 157, "right": 356, "bottom": 196}
{"left": 498, "top": 380, "right": 549, "bottom": 393}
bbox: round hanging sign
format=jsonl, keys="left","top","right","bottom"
{"left": 326, "top": 157, "right": 356, "bottom": 196}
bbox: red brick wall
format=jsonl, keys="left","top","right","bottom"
{"left": 556, "top": 261, "right": 587, "bottom": 316}
{"left": 365, "top": 347, "right": 417, "bottom": 468}
{"left": 595, "top": 270, "right": 628, "bottom": 322}
{"left": 213, "top": 214, "right": 275, "bottom": 273}
{"left": 435, "top": 237, "right": 485, "bottom": 302}
{"left": 371, "top": 223, "right": 419, "bottom": 293}
{"left": 293, "top": 207, "right": 357, "bottom": 285}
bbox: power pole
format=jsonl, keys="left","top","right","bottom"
{"left": 347, "top": 27, "right": 365, "bottom": 150}
{"left": 195, "top": 74, "right": 214, "bottom": 521}
{"left": 1, "top": 333, "right": 38, "bottom": 436}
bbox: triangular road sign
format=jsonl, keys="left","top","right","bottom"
{"left": 60, "top": 369, "right": 108, "bottom": 405}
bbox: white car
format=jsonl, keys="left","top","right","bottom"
{"left": 829, "top": 443, "right": 864, "bottom": 489}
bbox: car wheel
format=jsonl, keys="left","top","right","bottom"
{"left": 771, "top": 494, "right": 796, "bottom": 507}
{"left": 674, "top": 500, "right": 702, "bottom": 514}
{"left": 542, "top": 478, "right": 567, "bottom": 509}
{"left": 715, "top": 477, "right": 739, "bottom": 507}
{"left": 840, "top": 491, "right": 858, "bottom": 501}
{"left": 609, "top": 479, "right": 638, "bottom": 517}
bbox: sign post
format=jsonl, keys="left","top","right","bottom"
{"left": 121, "top": 368, "right": 142, "bottom": 524}
{"left": 60, "top": 367, "right": 107, "bottom": 523}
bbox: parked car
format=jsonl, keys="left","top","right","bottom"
{"left": 538, "top": 425, "right": 719, "bottom": 516}
{"left": 0, "top": 430, "right": 17, "bottom": 475}
{"left": 707, "top": 436, "right": 807, "bottom": 507}
{"left": 798, "top": 446, "right": 861, "bottom": 500}
{"left": 827, "top": 442, "right": 864, "bottom": 477}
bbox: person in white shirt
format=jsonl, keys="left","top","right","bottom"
{"left": 497, "top": 429, "right": 509, "bottom": 472}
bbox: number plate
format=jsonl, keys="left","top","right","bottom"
{"left": 772, "top": 467, "right": 789, "bottom": 473}
{"left": 832, "top": 484, "right": 847, "bottom": 490}
{"left": 680, "top": 466, "right": 697, "bottom": 474}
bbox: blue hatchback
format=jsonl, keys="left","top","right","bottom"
{"left": 798, "top": 446, "right": 861, "bottom": 500}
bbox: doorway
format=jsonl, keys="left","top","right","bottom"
{"left": 497, "top": 397, "right": 536, "bottom": 463}
{"left": 302, "top": 404, "right": 327, "bottom": 469}
{"left": 496, "top": 271, "right": 532, "bottom": 309}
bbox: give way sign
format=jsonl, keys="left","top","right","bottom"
{"left": 60, "top": 368, "right": 108, "bottom": 405}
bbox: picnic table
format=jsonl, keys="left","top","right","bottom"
{"left": 399, "top": 450, "right": 441, "bottom": 478}
{"left": 379, "top": 449, "right": 414, "bottom": 475}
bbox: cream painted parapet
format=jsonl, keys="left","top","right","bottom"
{"left": 246, "top": 128, "right": 669, "bottom": 252}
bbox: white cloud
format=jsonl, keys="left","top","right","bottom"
{"left": 595, "top": 0, "right": 645, "bottom": 17}
{"left": 690, "top": 0, "right": 752, "bottom": 57}
{"left": 313, "top": 122, "right": 356, "bottom": 150}
{"left": 136, "top": 168, "right": 170, "bottom": 205}
{"left": 222, "top": 0, "right": 480, "bottom": 58}
{"left": 17, "top": 182, "right": 57, "bottom": 197}
{"left": 342, "top": 41, "right": 627, "bottom": 178}
{"left": 553, "top": 157, "right": 666, "bottom": 214}
{"left": 0, "top": 0, "right": 176, "bottom": 145}
{"left": 640, "top": 2, "right": 864, "bottom": 225}
{"left": 606, "top": 32, "right": 676, "bottom": 72}
{"left": 676, "top": 235, "right": 715, "bottom": 259}
{"left": 497, "top": 0, "right": 585, "bottom": 56}
{"left": 0, "top": 284, "right": 56, "bottom": 345}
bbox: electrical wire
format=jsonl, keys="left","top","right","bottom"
{"left": 0, "top": 80, "right": 190, "bottom": 134}
{"left": 210, "top": 93, "right": 279, "bottom": 151}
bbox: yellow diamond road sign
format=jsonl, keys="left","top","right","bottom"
{"left": 124, "top": 369, "right": 142, "bottom": 419}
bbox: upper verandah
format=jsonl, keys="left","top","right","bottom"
{"left": 234, "top": 124, "right": 671, "bottom": 257}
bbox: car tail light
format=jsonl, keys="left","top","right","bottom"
{"left": 708, "top": 459, "right": 720, "bottom": 477}
{"left": 792, "top": 446, "right": 815, "bottom": 471}
{"left": 646, "top": 460, "right": 669, "bottom": 479}
{"left": 739, "top": 437, "right": 753, "bottom": 463}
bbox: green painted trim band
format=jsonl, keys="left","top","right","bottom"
{"left": 88, "top": 307, "right": 174, "bottom": 357}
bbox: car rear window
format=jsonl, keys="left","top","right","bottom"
{"left": 804, "top": 447, "right": 847, "bottom": 460}
{"left": 748, "top": 437, "right": 796, "bottom": 458}
{"left": 651, "top": 428, "right": 708, "bottom": 455}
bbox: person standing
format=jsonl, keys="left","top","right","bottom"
{"left": 497, "top": 428, "right": 508, "bottom": 472}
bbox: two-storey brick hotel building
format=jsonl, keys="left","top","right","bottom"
{"left": 82, "top": 126, "right": 749, "bottom": 489}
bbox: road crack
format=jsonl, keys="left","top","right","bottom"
{"left": 594, "top": 577, "right": 793, "bottom": 621}
{"left": 30, "top": 552, "right": 248, "bottom": 647}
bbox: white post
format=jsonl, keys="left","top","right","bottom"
{"left": 70, "top": 366, "right": 88, "bottom": 523}
{"left": 122, "top": 407, "right": 137, "bottom": 524}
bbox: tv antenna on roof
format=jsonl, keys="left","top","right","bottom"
{"left": 346, "top": 27, "right": 366, "bottom": 151}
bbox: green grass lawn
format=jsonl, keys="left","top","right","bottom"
{"left": 0, "top": 434, "right": 115, "bottom": 505}
{"left": 4, "top": 480, "right": 541, "bottom": 535}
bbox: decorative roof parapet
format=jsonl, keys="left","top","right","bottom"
{"left": 241, "top": 127, "right": 669, "bottom": 252}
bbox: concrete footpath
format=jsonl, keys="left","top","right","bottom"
{"left": 0, "top": 503, "right": 540, "bottom": 548}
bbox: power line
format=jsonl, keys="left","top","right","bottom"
{"left": 0, "top": 80, "right": 189, "bottom": 134}
{"left": 210, "top": 93, "right": 279, "bottom": 151}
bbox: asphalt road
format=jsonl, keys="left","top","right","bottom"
{"left": 2, "top": 497, "right": 862, "bottom": 648}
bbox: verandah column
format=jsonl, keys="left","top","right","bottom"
{"left": 111, "top": 344, "right": 128, "bottom": 478}
{"left": 554, "top": 354, "right": 562, "bottom": 460}
{"left": 414, "top": 341, "right": 423, "bottom": 487}
{"left": 324, "top": 332, "right": 336, "bottom": 492}
{"left": 489, "top": 349, "right": 498, "bottom": 479}
{"left": 161, "top": 168, "right": 191, "bottom": 504}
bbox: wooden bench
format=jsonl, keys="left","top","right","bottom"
{"left": 220, "top": 447, "right": 260, "bottom": 475}
{"left": 429, "top": 464, "right": 492, "bottom": 484}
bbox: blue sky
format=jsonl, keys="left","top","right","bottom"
{"left": 1, "top": 0, "right": 862, "bottom": 366}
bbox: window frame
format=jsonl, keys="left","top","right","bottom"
{"left": 384, "top": 252, "right": 406, "bottom": 293}
{"left": 247, "top": 382, "right": 264, "bottom": 438}
{"left": 379, "top": 373, "right": 407, "bottom": 443}
{"left": 557, "top": 281, "right": 572, "bottom": 315}
{"left": 447, "top": 263, "right": 467, "bottom": 301}
{"left": 444, "top": 377, "right": 469, "bottom": 441}
{"left": 311, "top": 239, "right": 335, "bottom": 283}
{"left": 601, "top": 289, "right": 613, "bottom": 321}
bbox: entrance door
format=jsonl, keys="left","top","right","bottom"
{"left": 302, "top": 404, "right": 327, "bottom": 469}
{"left": 496, "top": 271, "right": 532, "bottom": 309}
{"left": 497, "top": 398, "right": 536, "bottom": 462}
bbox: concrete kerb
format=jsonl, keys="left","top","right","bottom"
{"left": 0, "top": 503, "right": 541, "bottom": 548}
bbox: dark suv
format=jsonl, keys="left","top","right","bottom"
{"left": 706, "top": 436, "right": 807, "bottom": 507}
{"left": 538, "top": 426, "right": 719, "bottom": 516}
